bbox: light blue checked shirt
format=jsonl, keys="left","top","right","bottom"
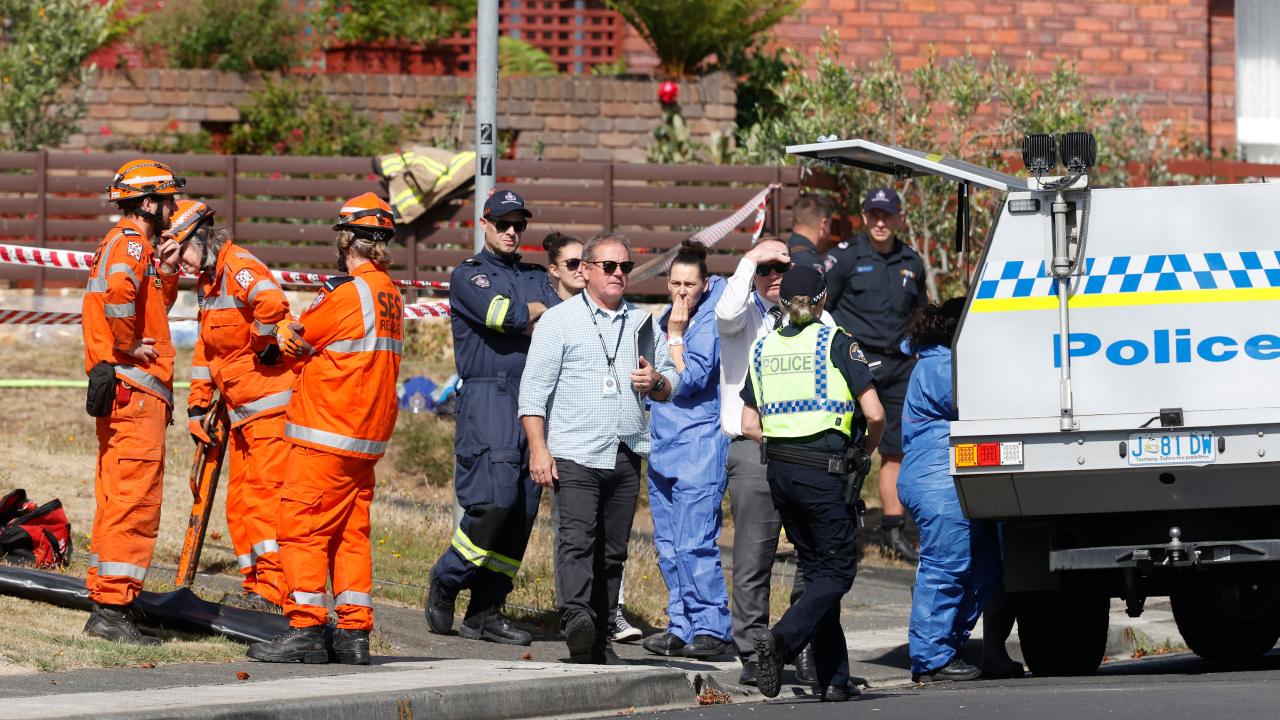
{"left": 519, "top": 291, "right": 679, "bottom": 470}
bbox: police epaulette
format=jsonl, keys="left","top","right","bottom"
{"left": 462, "top": 258, "right": 481, "bottom": 266}
{"left": 323, "top": 276, "right": 355, "bottom": 291}
{"left": 519, "top": 261, "right": 547, "bottom": 272}
{"left": 120, "top": 228, "right": 142, "bottom": 237}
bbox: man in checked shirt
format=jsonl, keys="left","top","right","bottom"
{"left": 519, "top": 233, "right": 679, "bottom": 665}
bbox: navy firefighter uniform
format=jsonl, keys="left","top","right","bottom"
{"left": 430, "top": 247, "right": 560, "bottom": 618}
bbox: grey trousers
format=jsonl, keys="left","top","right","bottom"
{"left": 727, "top": 436, "right": 805, "bottom": 663}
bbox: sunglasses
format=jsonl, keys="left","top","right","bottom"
{"left": 584, "top": 260, "right": 634, "bottom": 275}
{"left": 561, "top": 258, "right": 582, "bottom": 272}
{"left": 490, "top": 218, "right": 527, "bottom": 233}
{"left": 755, "top": 261, "right": 791, "bottom": 277}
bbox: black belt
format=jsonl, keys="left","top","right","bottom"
{"left": 763, "top": 441, "right": 851, "bottom": 474}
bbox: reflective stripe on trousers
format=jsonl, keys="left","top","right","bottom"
{"left": 291, "top": 590, "right": 327, "bottom": 607}
{"left": 97, "top": 561, "right": 148, "bottom": 581}
{"left": 285, "top": 423, "right": 387, "bottom": 456}
{"left": 334, "top": 590, "right": 372, "bottom": 607}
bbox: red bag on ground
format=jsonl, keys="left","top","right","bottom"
{"left": 0, "top": 489, "right": 72, "bottom": 569}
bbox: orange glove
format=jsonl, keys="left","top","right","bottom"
{"left": 274, "top": 320, "right": 313, "bottom": 358}
{"left": 188, "top": 408, "right": 214, "bottom": 446}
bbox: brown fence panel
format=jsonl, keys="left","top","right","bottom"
{"left": 0, "top": 153, "right": 825, "bottom": 295}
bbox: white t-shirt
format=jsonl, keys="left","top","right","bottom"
{"left": 714, "top": 257, "right": 835, "bottom": 438}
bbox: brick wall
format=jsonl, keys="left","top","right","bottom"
{"left": 70, "top": 70, "right": 737, "bottom": 163}
{"left": 624, "top": 0, "right": 1237, "bottom": 153}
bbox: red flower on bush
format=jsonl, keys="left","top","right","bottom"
{"left": 658, "top": 80, "right": 679, "bottom": 106}
{"left": 99, "top": 125, "right": 112, "bottom": 137}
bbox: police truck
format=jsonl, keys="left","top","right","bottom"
{"left": 789, "top": 134, "right": 1280, "bottom": 676}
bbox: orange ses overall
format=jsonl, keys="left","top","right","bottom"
{"left": 82, "top": 217, "right": 179, "bottom": 606}
{"left": 188, "top": 240, "right": 294, "bottom": 605}
{"left": 279, "top": 263, "right": 403, "bottom": 631}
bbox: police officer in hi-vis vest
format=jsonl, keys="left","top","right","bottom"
{"left": 740, "top": 266, "right": 885, "bottom": 702}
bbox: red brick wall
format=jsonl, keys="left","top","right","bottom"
{"left": 625, "top": 0, "right": 1237, "bottom": 153}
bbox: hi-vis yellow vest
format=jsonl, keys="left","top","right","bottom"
{"left": 748, "top": 323, "right": 855, "bottom": 438}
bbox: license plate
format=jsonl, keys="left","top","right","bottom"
{"left": 1126, "top": 430, "right": 1216, "bottom": 466}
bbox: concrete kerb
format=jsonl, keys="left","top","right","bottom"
{"left": 5, "top": 660, "right": 701, "bottom": 720}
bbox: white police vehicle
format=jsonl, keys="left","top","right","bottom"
{"left": 789, "top": 135, "right": 1280, "bottom": 676}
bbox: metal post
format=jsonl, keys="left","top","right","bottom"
{"left": 473, "top": 0, "right": 499, "bottom": 252}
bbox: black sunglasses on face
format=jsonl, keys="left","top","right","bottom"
{"left": 755, "top": 261, "right": 791, "bottom": 277}
{"left": 490, "top": 218, "right": 527, "bottom": 233}
{"left": 562, "top": 258, "right": 582, "bottom": 271}
{"left": 585, "top": 260, "right": 634, "bottom": 275}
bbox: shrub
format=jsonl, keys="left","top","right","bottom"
{"left": 136, "top": 0, "right": 303, "bottom": 73}
{"left": 391, "top": 413, "right": 455, "bottom": 487}
{"left": 0, "top": 0, "right": 117, "bottom": 150}
{"left": 499, "top": 37, "right": 558, "bottom": 78}
{"left": 314, "top": 0, "right": 477, "bottom": 46}
{"left": 728, "top": 35, "right": 1181, "bottom": 299}
{"left": 604, "top": 0, "right": 799, "bottom": 76}
{"left": 223, "top": 79, "right": 425, "bottom": 156}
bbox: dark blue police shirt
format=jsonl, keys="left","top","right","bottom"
{"left": 449, "top": 247, "right": 559, "bottom": 381}
{"left": 787, "top": 232, "right": 830, "bottom": 275}
{"left": 824, "top": 233, "right": 926, "bottom": 351}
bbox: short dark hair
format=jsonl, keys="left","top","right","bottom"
{"left": 792, "top": 193, "right": 835, "bottom": 229}
{"left": 670, "top": 238, "right": 707, "bottom": 279}
{"left": 908, "top": 297, "right": 965, "bottom": 350}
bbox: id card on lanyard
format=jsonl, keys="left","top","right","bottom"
{"left": 584, "top": 294, "right": 626, "bottom": 397}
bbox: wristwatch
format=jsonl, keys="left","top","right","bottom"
{"left": 653, "top": 375, "right": 667, "bottom": 393}
{"left": 668, "top": 335, "right": 684, "bottom": 347}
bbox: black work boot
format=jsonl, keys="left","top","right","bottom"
{"left": 793, "top": 643, "right": 816, "bottom": 685}
{"left": 332, "top": 628, "right": 372, "bottom": 665}
{"left": 247, "top": 625, "right": 332, "bottom": 664}
{"left": 913, "top": 655, "right": 983, "bottom": 683}
{"left": 84, "top": 603, "right": 160, "bottom": 646}
{"left": 821, "top": 680, "right": 862, "bottom": 702}
{"left": 681, "top": 634, "right": 731, "bottom": 659}
{"left": 424, "top": 572, "right": 456, "bottom": 635}
{"left": 642, "top": 632, "right": 686, "bottom": 657}
{"left": 881, "top": 516, "right": 919, "bottom": 563}
{"left": 565, "top": 614, "right": 597, "bottom": 663}
{"left": 751, "top": 628, "right": 783, "bottom": 698}
{"left": 459, "top": 608, "right": 533, "bottom": 646}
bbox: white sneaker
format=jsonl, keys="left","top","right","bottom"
{"left": 612, "top": 611, "right": 642, "bottom": 642}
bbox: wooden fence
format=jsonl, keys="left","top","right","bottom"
{"left": 0, "top": 152, "right": 812, "bottom": 296}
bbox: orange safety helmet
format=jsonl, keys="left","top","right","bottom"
{"left": 107, "top": 159, "right": 186, "bottom": 202}
{"left": 334, "top": 192, "right": 395, "bottom": 242}
{"left": 168, "top": 200, "right": 216, "bottom": 246}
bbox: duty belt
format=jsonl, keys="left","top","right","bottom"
{"left": 762, "top": 440, "right": 851, "bottom": 474}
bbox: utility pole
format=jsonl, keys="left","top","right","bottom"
{"left": 473, "top": 0, "right": 498, "bottom": 252}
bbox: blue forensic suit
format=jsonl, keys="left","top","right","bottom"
{"left": 647, "top": 275, "right": 733, "bottom": 643}
{"left": 897, "top": 344, "right": 1001, "bottom": 674}
{"left": 430, "top": 248, "right": 560, "bottom": 607}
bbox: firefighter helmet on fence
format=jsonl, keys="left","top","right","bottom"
{"left": 168, "top": 200, "right": 215, "bottom": 247}
{"left": 334, "top": 192, "right": 395, "bottom": 242}
{"left": 106, "top": 159, "right": 186, "bottom": 202}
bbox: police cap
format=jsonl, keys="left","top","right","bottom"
{"left": 780, "top": 265, "right": 825, "bottom": 301}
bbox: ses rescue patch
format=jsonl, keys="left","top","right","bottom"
{"left": 126, "top": 241, "right": 143, "bottom": 261}
{"left": 235, "top": 268, "right": 255, "bottom": 289}
{"left": 470, "top": 274, "right": 491, "bottom": 289}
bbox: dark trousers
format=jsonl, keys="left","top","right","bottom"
{"left": 554, "top": 447, "right": 642, "bottom": 648}
{"left": 727, "top": 437, "right": 805, "bottom": 663}
{"left": 766, "top": 458, "right": 858, "bottom": 690}
{"left": 431, "top": 379, "right": 541, "bottom": 612}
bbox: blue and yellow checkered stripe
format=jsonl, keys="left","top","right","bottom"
{"left": 972, "top": 251, "right": 1280, "bottom": 312}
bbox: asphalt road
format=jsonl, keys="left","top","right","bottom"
{"left": 627, "top": 651, "right": 1280, "bottom": 720}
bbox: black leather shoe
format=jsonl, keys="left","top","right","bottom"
{"left": 751, "top": 628, "right": 782, "bottom": 698}
{"left": 424, "top": 575, "right": 456, "bottom": 635}
{"left": 332, "top": 628, "right": 371, "bottom": 665}
{"left": 681, "top": 634, "right": 731, "bottom": 659}
{"left": 793, "top": 643, "right": 816, "bottom": 684}
{"left": 739, "top": 660, "right": 758, "bottom": 686}
{"left": 820, "top": 680, "right": 861, "bottom": 702}
{"left": 884, "top": 525, "right": 919, "bottom": 563}
{"left": 459, "top": 610, "right": 533, "bottom": 646}
{"left": 247, "top": 625, "right": 331, "bottom": 664}
{"left": 601, "top": 643, "right": 628, "bottom": 666}
{"left": 913, "top": 655, "right": 983, "bottom": 683}
{"left": 642, "top": 632, "right": 686, "bottom": 657}
{"left": 565, "top": 614, "right": 597, "bottom": 663}
{"left": 84, "top": 603, "right": 160, "bottom": 646}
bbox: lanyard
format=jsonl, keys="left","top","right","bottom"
{"left": 583, "top": 293, "right": 626, "bottom": 369}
